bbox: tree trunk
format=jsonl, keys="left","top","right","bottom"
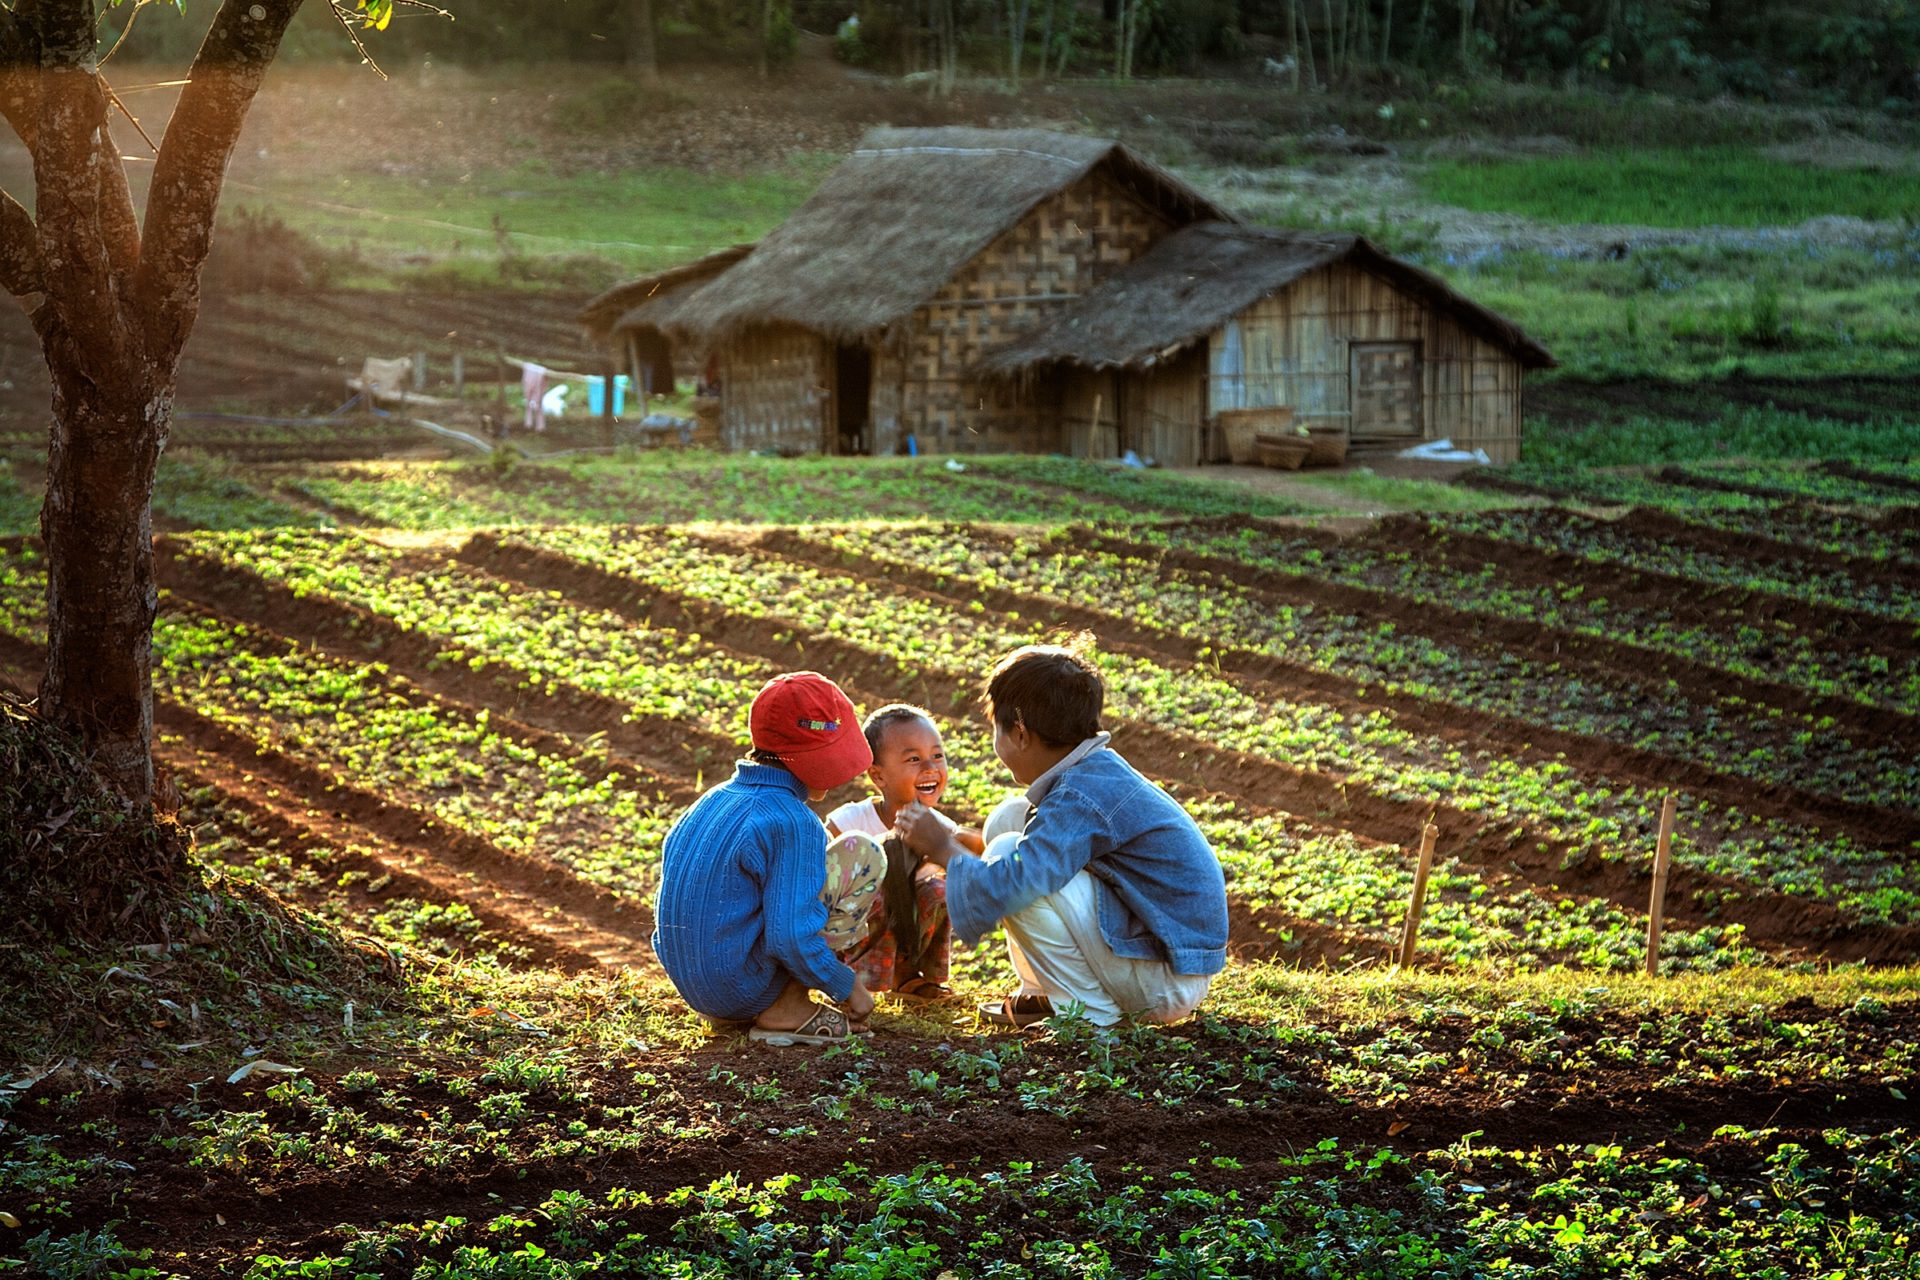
{"left": 1381, "top": 0, "right": 1395, "bottom": 65}
{"left": 1008, "top": 0, "right": 1032, "bottom": 83}
{"left": 1299, "top": 0, "right": 1318, "bottom": 87}
{"left": 1321, "top": 0, "right": 1335, "bottom": 83}
{"left": 1459, "top": 0, "right": 1476, "bottom": 66}
{"left": 1038, "top": 0, "right": 1054, "bottom": 79}
{"left": 40, "top": 363, "right": 165, "bottom": 809}
{"left": 626, "top": 0, "right": 659, "bottom": 84}
{"left": 0, "top": 0, "right": 309, "bottom": 816}
{"left": 1286, "top": 0, "right": 1301, "bottom": 89}
{"left": 758, "top": 0, "right": 771, "bottom": 77}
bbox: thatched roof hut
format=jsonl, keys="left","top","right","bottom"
{"left": 578, "top": 243, "right": 756, "bottom": 346}
{"left": 974, "top": 223, "right": 1556, "bottom": 375}
{"left": 666, "top": 127, "right": 1232, "bottom": 345}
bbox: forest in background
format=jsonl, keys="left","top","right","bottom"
{"left": 103, "top": 0, "right": 1920, "bottom": 109}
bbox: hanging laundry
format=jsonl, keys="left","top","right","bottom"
{"left": 521, "top": 361, "right": 548, "bottom": 432}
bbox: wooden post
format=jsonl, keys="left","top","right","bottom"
{"left": 412, "top": 352, "right": 427, "bottom": 392}
{"left": 1396, "top": 822, "right": 1439, "bottom": 970}
{"left": 603, "top": 357, "right": 618, "bottom": 448}
{"left": 451, "top": 352, "right": 464, "bottom": 396}
{"left": 495, "top": 345, "right": 509, "bottom": 431}
{"left": 1645, "top": 794, "right": 1677, "bottom": 978}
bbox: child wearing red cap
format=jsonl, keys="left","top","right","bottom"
{"left": 653, "top": 671, "right": 885, "bottom": 1044}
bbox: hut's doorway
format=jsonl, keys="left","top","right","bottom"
{"left": 1350, "top": 342, "right": 1422, "bottom": 441}
{"left": 833, "top": 344, "right": 872, "bottom": 454}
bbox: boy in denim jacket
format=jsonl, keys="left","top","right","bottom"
{"left": 896, "top": 642, "right": 1228, "bottom": 1028}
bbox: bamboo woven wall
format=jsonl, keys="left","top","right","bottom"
{"left": 718, "top": 327, "right": 829, "bottom": 454}
{"left": 1055, "top": 349, "right": 1206, "bottom": 465}
{"left": 895, "top": 170, "right": 1172, "bottom": 453}
{"left": 1124, "top": 349, "right": 1208, "bottom": 466}
{"left": 1208, "top": 261, "right": 1525, "bottom": 463}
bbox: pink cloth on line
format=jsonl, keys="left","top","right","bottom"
{"left": 521, "top": 362, "right": 547, "bottom": 432}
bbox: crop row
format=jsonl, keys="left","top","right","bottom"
{"left": 1450, "top": 507, "right": 1920, "bottom": 625}
{"left": 274, "top": 454, "right": 1310, "bottom": 531}
{"left": 1493, "top": 466, "right": 1920, "bottom": 566}
{"left": 1153, "top": 516, "right": 1920, "bottom": 714}
{"left": 1661, "top": 460, "right": 1919, "bottom": 507}
{"left": 0, "top": 542, "right": 677, "bottom": 910}
{"left": 785, "top": 521, "right": 1920, "bottom": 817}
{"left": 178, "top": 532, "right": 1756, "bottom": 971}
{"left": 502, "top": 525, "right": 1920, "bottom": 930}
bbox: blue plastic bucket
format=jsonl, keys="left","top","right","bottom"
{"left": 586, "top": 376, "right": 629, "bottom": 416}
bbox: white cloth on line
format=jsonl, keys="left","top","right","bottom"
{"left": 521, "top": 362, "right": 548, "bottom": 432}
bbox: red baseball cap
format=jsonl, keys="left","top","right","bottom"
{"left": 748, "top": 672, "right": 871, "bottom": 792}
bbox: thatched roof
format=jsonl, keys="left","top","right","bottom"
{"left": 578, "top": 243, "right": 756, "bottom": 345}
{"left": 666, "top": 127, "right": 1232, "bottom": 344}
{"left": 974, "top": 223, "right": 1556, "bottom": 374}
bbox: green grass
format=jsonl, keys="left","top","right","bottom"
{"left": 225, "top": 156, "right": 833, "bottom": 283}
{"left": 1420, "top": 149, "right": 1920, "bottom": 228}
{"left": 1427, "top": 236, "right": 1920, "bottom": 381}
{"left": 1288, "top": 469, "right": 1527, "bottom": 513}
{"left": 1520, "top": 404, "right": 1920, "bottom": 469}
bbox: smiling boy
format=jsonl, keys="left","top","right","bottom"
{"left": 823, "top": 704, "right": 985, "bottom": 1000}
{"left": 895, "top": 642, "right": 1229, "bottom": 1028}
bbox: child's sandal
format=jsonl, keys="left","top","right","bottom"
{"left": 748, "top": 1004, "right": 871, "bottom": 1046}
{"left": 894, "top": 978, "right": 952, "bottom": 1004}
{"left": 977, "top": 992, "right": 1055, "bottom": 1029}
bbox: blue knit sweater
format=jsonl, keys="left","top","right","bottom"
{"left": 653, "top": 762, "right": 854, "bottom": 1020}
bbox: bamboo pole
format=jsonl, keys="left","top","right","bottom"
{"left": 1396, "top": 822, "right": 1439, "bottom": 970}
{"left": 1645, "top": 794, "right": 1677, "bottom": 978}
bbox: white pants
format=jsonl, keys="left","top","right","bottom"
{"left": 980, "top": 797, "right": 1211, "bottom": 1027}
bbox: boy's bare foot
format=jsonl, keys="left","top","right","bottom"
{"left": 752, "top": 979, "right": 819, "bottom": 1032}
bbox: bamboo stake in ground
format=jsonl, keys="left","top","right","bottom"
{"left": 1645, "top": 793, "right": 1678, "bottom": 977}
{"left": 1397, "top": 822, "right": 1439, "bottom": 970}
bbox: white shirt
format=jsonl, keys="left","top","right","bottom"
{"left": 825, "top": 798, "right": 957, "bottom": 840}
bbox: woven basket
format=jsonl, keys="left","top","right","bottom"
{"left": 1303, "top": 427, "right": 1349, "bottom": 468}
{"left": 1256, "top": 437, "right": 1310, "bottom": 470}
{"left": 1217, "top": 407, "right": 1294, "bottom": 464}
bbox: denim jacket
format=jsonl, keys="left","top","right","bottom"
{"left": 946, "top": 738, "right": 1229, "bottom": 975}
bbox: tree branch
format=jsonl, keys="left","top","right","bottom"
{"left": 135, "top": 0, "right": 306, "bottom": 371}
{"left": 93, "top": 112, "right": 141, "bottom": 287}
{"left": 0, "top": 188, "right": 45, "bottom": 299}
{"left": 32, "top": 3, "right": 128, "bottom": 373}
{"left": 0, "top": 7, "right": 42, "bottom": 149}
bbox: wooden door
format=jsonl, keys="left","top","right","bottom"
{"left": 1349, "top": 342, "right": 1422, "bottom": 438}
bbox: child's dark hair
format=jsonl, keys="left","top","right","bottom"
{"left": 983, "top": 638, "right": 1102, "bottom": 748}
{"left": 863, "top": 703, "right": 934, "bottom": 756}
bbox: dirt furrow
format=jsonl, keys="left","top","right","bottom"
{"left": 0, "top": 627, "right": 647, "bottom": 970}
{"left": 165, "top": 751, "right": 591, "bottom": 973}
{"left": 1338, "top": 509, "right": 1920, "bottom": 661}
{"left": 461, "top": 533, "right": 1917, "bottom": 964}
{"left": 1150, "top": 517, "right": 1920, "bottom": 748}
{"left": 1822, "top": 460, "right": 1920, "bottom": 497}
{"left": 108, "top": 1056, "right": 1920, "bottom": 1268}
{"left": 454, "top": 535, "right": 1414, "bottom": 967}
{"left": 155, "top": 538, "right": 713, "bottom": 808}
{"left": 756, "top": 526, "right": 1920, "bottom": 855}
{"left": 154, "top": 696, "right": 657, "bottom": 972}
{"left": 1611, "top": 504, "right": 1920, "bottom": 592}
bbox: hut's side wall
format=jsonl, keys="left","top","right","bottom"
{"left": 1210, "top": 261, "right": 1524, "bottom": 463}
{"left": 879, "top": 170, "right": 1173, "bottom": 456}
{"left": 1121, "top": 348, "right": 1208, "bottom": 466}
{"left": 718, "top": 326, "right": 829, "bottom": 454}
